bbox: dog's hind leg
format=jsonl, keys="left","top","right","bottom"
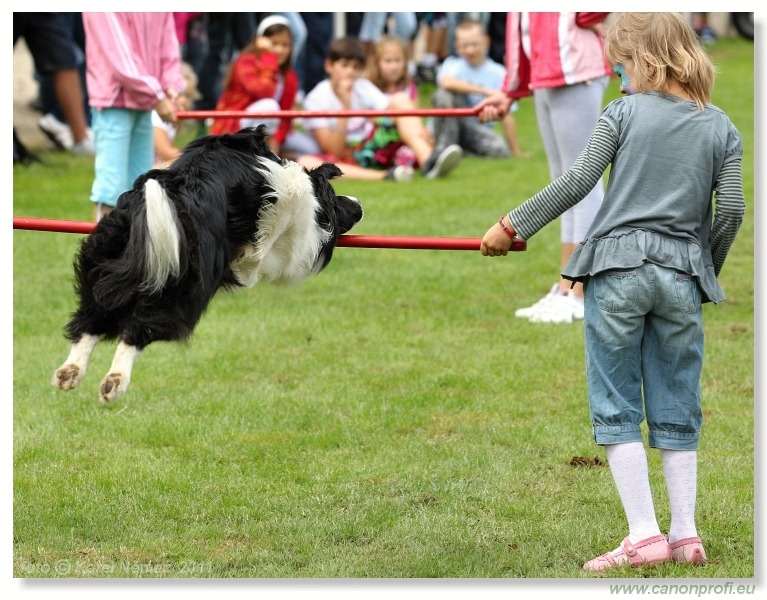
{"left": 99, "top": 341, "right": 142, "bottom": 403}
{"left": 53, "top": 334, "right": 101, "bottom": 391}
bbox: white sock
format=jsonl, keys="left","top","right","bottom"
{"left": 661, "top": 449, "right": 698, "bottom": 543}
{"left": 605, "top": 442, "right": 662, "bottom": 543}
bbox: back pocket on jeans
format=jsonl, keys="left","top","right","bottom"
{"left": 674, "top": 273, "right": 702, "bottom": 314}
{"left": 593, "top": 270, "right": 638, "bottom": 312}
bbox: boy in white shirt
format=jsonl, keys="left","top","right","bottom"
{"left": 299, "top": 36, "right": 461, "bottom": 181}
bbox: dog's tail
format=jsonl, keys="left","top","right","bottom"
{"left": 141, "top": 178, "right": 181, "bottom": 294}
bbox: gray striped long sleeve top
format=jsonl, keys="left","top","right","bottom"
{"left": 508, "top": 92, "right": 745, "bottom": 303}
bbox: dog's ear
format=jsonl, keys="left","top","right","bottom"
{"left": 235, "top": 126, "right": 282, "bottom": 162}
{"left": 313, "top": 163, "right": 344, "bottom": 181}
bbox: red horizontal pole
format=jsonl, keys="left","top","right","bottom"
{"left": 177, "top": 108, "right": 479, "bottom": 120}
{"left": 12, "top": 217, "right": 526, "bottom": 252}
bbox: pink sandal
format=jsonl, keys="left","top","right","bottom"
{"left": 582, "top": 534, "right": 671, "bottom": 572}
{"left": 669, "top": 537, "right": 707, "bottom": 565}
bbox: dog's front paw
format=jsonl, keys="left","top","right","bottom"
{"left": 53, "top": 364, "right": 84, "bottom": 391}
{"left": 100, "top": 372, "right": 129, "bottom": 403}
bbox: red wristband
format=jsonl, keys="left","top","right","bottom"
{"left": 498, "top": 216, "right": 516, "bottom": 240}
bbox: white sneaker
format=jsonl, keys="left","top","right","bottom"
{"left": 384, "top": 165, "right": 414, "bottom": 182}
{"left": 568, "top": 291, "right": 585, "bottom": 320}
{"left": 529, "top": 292, "right": 584, "bottom": 324}
{"left": 71, "top": 136, "right": 95, "bottom": 156}
{"left": 514, "top": 284, "right": 560, "bottom": 319}
{"left": 38, "top": 113, "right": 73, "bottom": 150}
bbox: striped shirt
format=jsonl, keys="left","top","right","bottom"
{"left": 508, "top": 92, "right": 745, "bottom": 303}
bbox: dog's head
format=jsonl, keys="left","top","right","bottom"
{"left": 305, "top": 162, "right": 363, "bottom": 273}
{"left": 231, "top": 155, "right": 362, "bottom": 287}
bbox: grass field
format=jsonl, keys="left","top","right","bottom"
{"left": 12, "top": 38, "right": 755, "bottom": 584}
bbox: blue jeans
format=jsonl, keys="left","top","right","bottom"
{"left": 90, "top": 108, "right": 153, "bottom": 209}
{"left": 584, "top": 263, "right": 704, "bottom": 450}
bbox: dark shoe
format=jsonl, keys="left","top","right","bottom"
{"left": 422, "top": 144, "right": 462, "bottom": 179}
{"left": 13, "top": 128, "right": 41, "bottom": 165}
{"left": 415, "top": 64, "right": 437, "bottom": 84}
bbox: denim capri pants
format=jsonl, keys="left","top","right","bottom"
{"left": 584, "top": 262, "right": 704, "bottom": 450}
{"left": 90, "top": 108, "right": 153, "bottom": 209}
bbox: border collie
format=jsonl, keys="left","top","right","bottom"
{"left": 53, "top": 126, "right": 363, "bottom": 402}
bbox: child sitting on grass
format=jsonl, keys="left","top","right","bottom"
{"left": 431, "top": 18, "right": 527, "bottom": 159}
{"left": 152, "top": 62, "right": 201, "bottom": 168}
{"left": 210, "top": 15, "right": 318, "bottom": 160}
{"left": 298, "top": 36, "right": 462, "bottom": 182}
{"left": 364, "top": 35, "right": 424, "bottom": 169}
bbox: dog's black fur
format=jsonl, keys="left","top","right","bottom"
{"left": 54, "top": 126, "right": 362, "bottom": 402}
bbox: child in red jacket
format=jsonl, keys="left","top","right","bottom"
{"left": 210, "top": 15, "right": 317, "bottom": 158}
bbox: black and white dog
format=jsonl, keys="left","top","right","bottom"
{"left": 53, "top": 126, "right": 363, "bottom": 402}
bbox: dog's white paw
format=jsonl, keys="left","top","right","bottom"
{"left": 53, "top": 364, "right": 84, "bottom": 391}
{"left": 100, "top": 372, "right": 129, "bottom": 403}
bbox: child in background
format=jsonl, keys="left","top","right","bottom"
{"left": 83, "top": 12, "right": 185, "bottom": 221}
{"left": 364, "top": 35, "right": 423, "bottom": 168}
{"left": 431, "top": 19, "right": 526, "bottom": 158}
{"left": 478, "top": 12, "right": 745, "bottom": 572}
{"left": 366, "top": 35, "right": 418, "bottom": 101}
{"left": 210, "top": 15, "right": 318, "bottom": 159}
{"left": 300, "top": 36, "right": 461, "bottom": 182}
{"left": 152, "top": 62, "right": 201, "bottom": 168}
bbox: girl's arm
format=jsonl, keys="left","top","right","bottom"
{"left": 237, "top": 52, "right": 280, "bottom": 101}
{"left": 153, "top": 125, "right": 181, "bottom": 164}
{"left": 710, "top": 158, "right": 746, "bottom": 276}
{"left": 508, "top": 118, "right": 617, "bottom": 240}
{"left": 482, "top": 118, "right": 616, "bottom": 255}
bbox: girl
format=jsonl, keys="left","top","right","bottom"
{"left": 365, "top": 35, "right": 418, "bottom": 101}
{"left": 478, "top": 13, "right": 745, "bottom": 572}
{"left": 364, "top": 35, "right": 425, "bottom": 168}
{"left": 211, "top": 15, "right": 317, "bottom": 159}
{"left": 83, "top": 12, "right": 185, "bottom": 221}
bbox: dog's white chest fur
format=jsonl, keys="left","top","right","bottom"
{"left": 231, "top": 158, "right": 332, "bottom": 287}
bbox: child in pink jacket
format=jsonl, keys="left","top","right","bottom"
{"left": 83, "top": 12, "right": 186, "bottom": 220}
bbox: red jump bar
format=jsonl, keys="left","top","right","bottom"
{"left": 12, "top": 217, "right": 526, "bottom": 252}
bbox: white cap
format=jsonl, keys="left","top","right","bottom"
{"left": 256, "top": 15, "right": 291, "bottom": 37}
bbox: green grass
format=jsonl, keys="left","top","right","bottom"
{"left": 12, "top": 39, "right": 754, "bottom": 580}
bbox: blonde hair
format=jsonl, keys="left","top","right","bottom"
{"left": 454, "top": 18, "right": 486, "bottom": 38}
{"left": 180, "top": 62, "right": 201, "bottom": 101}
{"left": 365, "top": 35, "right": 411, "bottom": 91}
{"left": 604, "top": 13, "right": 715, "bottom": 110}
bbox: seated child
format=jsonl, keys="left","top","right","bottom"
{"left": 210, "top": 15, "right": 318, "bottom": 159}
{"left": 152, "top": 62, "right": 200, "bottom": 168}
{"left": 364, "top": 35, "right": 423, "bottom": 168}
{"left": 431, "top": 18, "right": 528, "bottom": 158}
{"left": 299, "top": 36, "right": 462, "bottom": 182}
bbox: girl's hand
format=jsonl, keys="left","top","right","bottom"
{"left": 475, "top": 91, "right": 512, "bottom": 123}
{"left": 173, "top": 95, "right": 190, "bottom": 111}
{"left": 255, "top": 35, "right": 273, "bottom": 53}
{"left": 480, "top": 220, "right": 514, "bottom": 257}
{"left": 155, "top": 97, "right": 178, "bottom": 126}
